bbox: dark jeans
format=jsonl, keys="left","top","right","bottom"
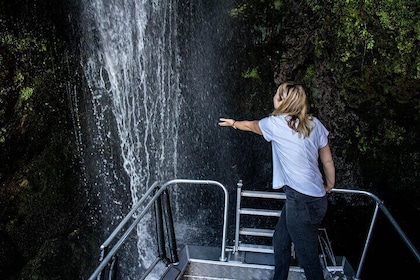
{"left": 273, "top": 186, "right": 327, "bottom": 280}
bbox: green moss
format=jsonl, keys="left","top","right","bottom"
{"left": 242, "top": 67, "right": 260, "bottom": 79}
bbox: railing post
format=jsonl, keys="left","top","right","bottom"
{"left": 355, "top": 203, "right": 380, "bottom": 279}
{"left": 162, "top": 189, "right": 179, "bottom": 264}
{"left": 154, "top": 190, "right": 167, "bottom": 262}
{"left": 234, "top": 180, "right": 243, "bottom": 253}
{"left": 97, "top": 246, "right": 106, "bottom": 280}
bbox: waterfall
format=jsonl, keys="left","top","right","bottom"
{"left": 80, "top": 0, "right": 181, "bottom": 197}
{"left": 75, "top": 0, "right": 239, "bottom": 278}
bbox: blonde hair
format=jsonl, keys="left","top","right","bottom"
{"left": 272, "top": 81, "right": 313, "bottom": 138}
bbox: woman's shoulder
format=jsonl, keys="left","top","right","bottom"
{"left": 311, "top": 116, "right": 329, "bottom": 133}
{"left": 261, "top": 114, "right": 286, "bottom": 121}
{"left": 260, "top": 114, "right": 288, "bottom": 129}
{"left": 267, "top": 114, "right": 289, "bottom": 124}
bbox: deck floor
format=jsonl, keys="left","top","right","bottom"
{"left": 162, "top": 245, "right": 352, "bottom": 280}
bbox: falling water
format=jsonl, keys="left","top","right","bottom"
{"left": 81, "top": 0, "right": 181, "bottom": 195}
{"left": 74, "top": 0, "right": 239, "bottom": 278}
{"left": 78, "top": 1, "right": 181, "bottom": 275}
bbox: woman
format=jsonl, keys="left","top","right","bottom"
{"left": 218, "top": 81, "right": 335, "bottom": 280}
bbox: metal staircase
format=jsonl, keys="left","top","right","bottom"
{"left": 233, "top": 180, "right": 285, "bottom": 255}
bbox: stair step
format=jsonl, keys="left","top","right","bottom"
{"left": 238, "top": 243, "right": 274, "bottom": 254}
{"left": 241, "top": 190, "right": 286, "bottom": 200}
{"left": 239, "top": 208, "right": 281, "bottom": 217}
{"left": 239, "top": 228, "right": 274, "bottom": 237}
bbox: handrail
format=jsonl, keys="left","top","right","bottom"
{"left": 330, "top": 188, "right": 420, "bottom": 279}
{"left": 159, "top": 179, "right": 230, "bottom": 261}
{"left": 89, "top": 183, "right": 165, "bottom": 280}
{"left": 89, "top": 181, "right": 419, "bottom": 280}
{"left": 100, "top": 181, "right": 160, "bottom": 250}
{"left": 88, "top": 179, "right": 229, "bottom": 280}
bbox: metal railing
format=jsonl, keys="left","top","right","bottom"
{"left": 88, "top": 179, "right": 419, "bottom": 280}
{"left": 88, "top": 179, "right": 229, "bottom": 280}
{"left": 232, "top": 181, "right": 419, "bottom": 279}
{"left": 330, "top": 188, "right": 420, "bottom": 280}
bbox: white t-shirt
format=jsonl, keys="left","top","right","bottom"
{"left": 259, "top": 115, "right": 329, "bottom": 197}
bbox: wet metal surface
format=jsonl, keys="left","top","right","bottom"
{"left": 162, "top": 245, "right": 352, "bottom": 280}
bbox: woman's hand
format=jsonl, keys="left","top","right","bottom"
{"left": 324, "top": 184, "right": 334, "bottom": 193}
{"left": 218, "top": 118, "right": 236, "bottom": 127}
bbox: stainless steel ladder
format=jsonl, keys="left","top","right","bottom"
{"left": 233, "top": 180, "right": 286, "bottom": 254}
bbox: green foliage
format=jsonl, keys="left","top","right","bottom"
{"left": 20, "top": 87, "right": 34, "bottom": 102}
{"left": 242, "top": 67, "right": 260, "bottom": 79}
{"left": 305, "top": 0, "right": 419, "bottom": 189}
{"left": 328, "top": 0, "right": 419, "bottom": 77}
{"left": 0, "top": 17, "right": 54, "bottom": 144}
{"left": 230, "top": 3, "right": 247, "bottom": 17}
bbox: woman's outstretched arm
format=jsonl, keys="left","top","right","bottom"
{"left": 218, "top": 118, "right": 262, "bottom": 135}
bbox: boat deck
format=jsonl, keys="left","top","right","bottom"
{"left": 162, "top": 245, "right": 353, "bottom": 280}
